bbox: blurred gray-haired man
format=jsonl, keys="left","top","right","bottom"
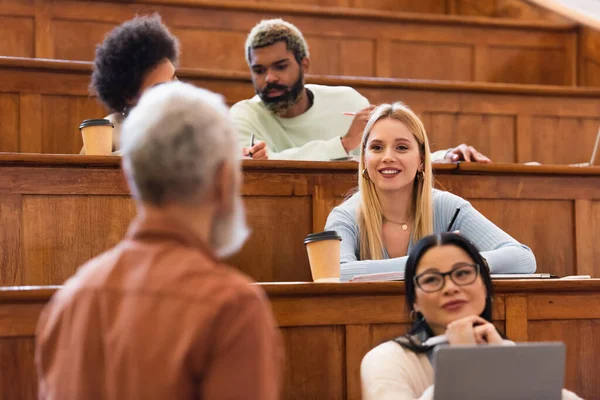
{"left": 36, "top": 81, "right": 282, "bottom": 400}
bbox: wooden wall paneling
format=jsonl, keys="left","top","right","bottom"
{"left": 229, "top": 171, "right": 314, "bottom": 282}
{"left": 338, "top": 38, "right": 376, "bottom": 77}
{"left": 312, "top": 174, "right": 335, "bottom": 232}
{"left": 41, "top": 95, "right": 106, "bottom": 154}
{"left": 0, "top": 195, "right": 22, "bottom": 286}
{"left": 226, "top": 195, "right": 313, "bottom": 282}
{"left": 528, "top": 115, "right": 600, "bottom": 165}
{"left": 515, "top": 114, "right": 533, "bottom": 162}
{"left": 0, "top": 15, "right": 35, "bottom": 58}
{"left": 590, "top": 201, "right": 600, "bottom": 278}
{"left": 505, "top": 295, "right": 527, "bottom": 341}
{"left": 578, "top": 27, "right": 600, "bottom": 87}
{"left": 21, "top": 195, "right": 93, "bottom": 285}
{"left": 468, "top": 199, "right": 575, "bottom": 277}
{"left": 2, "top": 0, "right": 574, "bottom": 85}
{"left": 34, "top": 0, "right": 53, "bottom": 58}
{"left": 88, "top": 196, "right": 136, "bottom": 257}
{"left": 0, "top": 93, "right": 20, "bottom": 152}
{"left": 280, "top": 326, "right": 346, "bottom": 400}
{"left": 0, "top": 337, "right": 37, "bottom": 400}
{"left": 345, "top": 324, "right": 370, "bottom": 400}
{"left": 450, "top": 0, "right": 569, "bottom": 21}
{"left": 386, "top": 40, "right": 475, "bottom": 81}
{"left": 424, "top": 112, "right": 517, "bottom": 163}
{"left": 19, "top": 93, "right": 43, "bottom": 153}
{"left": 528, "top": 320, "right": 600, "bottom": 399}
{"left": 345, "top": 323, "right": 412, "bottom": 400}
{"left": 351, "top": 0, "right": 448, "bottom": 13}
{"left": 574, "top": 200, "right": 594, "bottom": 276}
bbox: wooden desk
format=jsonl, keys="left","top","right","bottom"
{"left": 1, "top": 280, "right": 598, "bottom": 399}
{"left": 2, "top": 56, "right": 600, "bottom": 163}
{"left": 0, "top": 154, "right": 599, "bottom": 285}
{"left": 0, "top": 0, "right": 577, "bottom": 85}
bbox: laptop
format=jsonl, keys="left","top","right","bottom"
{"left": 433, "top": 342, "right": 566, "bottom": 400}
{"left": 570, "top": 125, "right": 600, "bottom": 166}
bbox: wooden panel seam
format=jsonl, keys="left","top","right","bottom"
{"left": 505, "top": 295, "right": 528, "bottom": 341}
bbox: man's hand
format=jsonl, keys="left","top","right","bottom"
{"left": 341, "top": 105, "right": 376, "bottom": 153}
{"left": 445, "top": 144, "right": 491, "bottom": 163}
{"left": 242, "top": 141, "right": 268, "bottom": 160}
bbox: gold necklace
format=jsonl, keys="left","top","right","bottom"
{"left": 384, "top": 218, "right": 409, "bottom": 231}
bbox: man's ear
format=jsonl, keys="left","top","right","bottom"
{"left": 213, "top": 161, "right": 235, "bottom": 212}
{"left": 301, "top": 57, "right": 310, "bottom": 75}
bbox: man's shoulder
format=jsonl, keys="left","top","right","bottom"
{"left": 230, "top": 95, "right": 263, "bottom": 115}
{"left": 309, "top": 84, "right": 366, "bottom": 100}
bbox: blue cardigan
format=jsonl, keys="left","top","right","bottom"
{"left": 324, "top": 189, "right": 536, "bottom": 281}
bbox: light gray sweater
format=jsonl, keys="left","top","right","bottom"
{"left": 324, "top": 189, "right": 536, "bottom": 282}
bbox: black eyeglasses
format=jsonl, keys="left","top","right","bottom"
{"left": 414, "top": 263, "right": 480, "bottom": 293}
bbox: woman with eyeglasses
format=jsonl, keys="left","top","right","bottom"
{"left": 324, "top": 102, "right": 536, "bottom": 281}
{"left": 360, "top": 233, "right": 581, "bottom": 400}
{"left": 80, "top": 15, "right": 179, "bottom": 155}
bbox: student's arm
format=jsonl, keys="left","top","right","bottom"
{"left": 268, "top": 137, "right": 348, "bottom": 161}
{"left": 361, "top": 342, "right": 434, "bottom": 400}
{"left": 448, "top": 198, "right": 537, "bottom": 273}
{"left": 325, "top": 206, "right": 408, "bottom": 281}
{"left": 231, "top": 104, "right": 348, "bottom": 161}
{"left": 201, "top": 287, "right": 282, "bottom": 400}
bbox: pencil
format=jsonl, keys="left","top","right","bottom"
{"left": 446, "top": 207, "right": 461, "bottom": 232}
{"left": 248, "top": 134, "right": 255, "bottom": 157}
{"left": 343, "top": 112, "right": 356, "bottom": 116}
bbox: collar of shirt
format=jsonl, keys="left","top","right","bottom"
{"left": 125, "top": 213, "right": 218, "bottom": 263}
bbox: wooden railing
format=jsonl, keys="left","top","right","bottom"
{"left": 2, "top": 57, "right": 600, "bottom": 162}
{"left": 0, "top": 0, "right": 577, "bottom": 84}
{"left": 1, "top": 154, "right": 600, "bottom": 284}
{"left": 1, "top": 280, "right": 599, "bottom": 399}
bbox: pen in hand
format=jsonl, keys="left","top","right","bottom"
{"left": 446, "top": 207, "right": 461, "bottom": 232}
{"left": 248, "top": 134, "right": 255, "bottom": 157}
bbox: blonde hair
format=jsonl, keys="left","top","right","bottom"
{"left": 245, "top": 19, "right": 309, "bottom": 65}
{"left": 357, "top": 102, "right": 433, "bottom": 260}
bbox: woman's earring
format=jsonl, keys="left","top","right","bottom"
{"left": 362, "top": 168, "right": 370, "bottom": 180}
{"left": 416, "top": 170, "right": 424, "bottom": 182}
{"left": 410, "top": 310, "right": 424, "bottom": 322}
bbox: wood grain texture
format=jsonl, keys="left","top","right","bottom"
{"left": 280, "top": 326, "right": 345, "bottom": 400}
{"left": 0, "top": 281, "right": 598, "bottom": 400}
{"left": 0, "top": 0, "right": 578, "bottom": 85}
{"left": 0, "top": 337, "right": 36, "bottom": 400}
{"left": 0, "top": 15, "right": 35, "bottom": 57}
{"left": 2, "top": 157, "right": 600, "bottom": 284}
{"left": 0, "top": 195, "right": 22, "bottom": 286}
{"left": 528, "top": 320, "right": 600, "bottom": 399}
{"left": 469, "top": 199, "right": 575, "bottom": 276}
{"left": 505, "top": 295, "right": 528, "bottom": 341}
{"left": 3, "top": 57, "right": 600, "bottom": 159}
{"left": 0, "top": 93, "right": 20, "bottom": 152}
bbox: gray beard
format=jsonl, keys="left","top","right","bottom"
{"left": 211, "top": 196, "right": 250, "bottom": 259}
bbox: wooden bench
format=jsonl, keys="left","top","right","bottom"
{"left": 0, "top": 154, "right": 599, "bottom": 285}
{"left": 0, "top": 0, "right": 580, "bottom": 85}
{"left": 1, "top": 280, "right": 599, "bottom": 399}
{"left": 2, "top": 57, "right": 600, "bottom": 163}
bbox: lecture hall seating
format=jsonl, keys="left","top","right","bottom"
{"left": 1, "top": 281, "right": 599, "bottom": 400}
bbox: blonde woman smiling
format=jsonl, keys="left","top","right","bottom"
{"left": 324, "top": 102, "right": 536, "bottom": 282}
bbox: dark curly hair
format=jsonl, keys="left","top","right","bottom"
{"left": 91, "top": 14, "right": 180, "bottom": 113}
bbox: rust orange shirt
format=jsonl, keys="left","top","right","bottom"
{"left": 36, "top": 213, "right": 282, "bottom": 399}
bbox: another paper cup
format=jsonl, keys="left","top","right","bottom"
{"left": 79, "top": 118, "right": 113, "bottom": 155}
{"left": 304, "top": 231, "right": 342, "bottom": 282}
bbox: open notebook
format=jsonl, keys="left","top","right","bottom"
{"left": 349, "top": 272, "right": 590, "bottom": 282}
